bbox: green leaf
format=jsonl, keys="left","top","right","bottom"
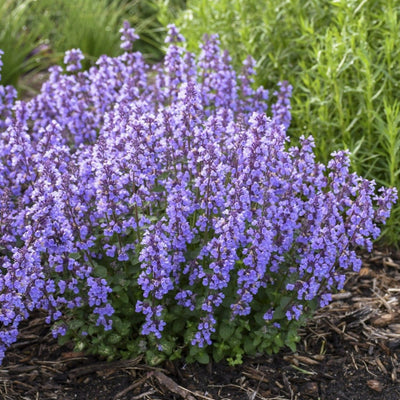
{"left": 116, "top": 291, "right": 130, "bottom": 305}
{"left": 252, "top": 333, "right": 262, "bottom": 347}
{"left": 227, "top": 351, "right": 243, "bottom": 366}
{"left": 69, "top": 252, "right": 81, "bottom": 260}
{"left": 212, "top": 347, "right": 225, "bottom": 363}
{"left": 98, "top": 344, "right": 114, "bottom": 358}
{"left": 115, "top": 319, "right": 131, "bottom": 336}
{"left": 279, "top": 296, "right": 293, "bottom": 309}
{"left": 108, "top": 333, "right": 122, "bottom": 345}
{"left": 286, "top": 339, "right": 298, "bottom": 352}
{"left": 273, "top": 307, "right": 285, "bottom": 320}
{"left": 274, "top": 334, "right": 284, "bottom": 348}
{"left": 92, "top": 262, "right": 108, "bottom": 278}
{"left": 172, "top": 318, "right": 185, "bottom": 334}
{"left": 57, "top": 334, "right": 71, "bottom": 346}
{"left": 159, "top": 338, "right": 175, "bottom": 355}
{"left": 219, "top": 323, "right": 234, "bottom": 340}
{"left": 68, "top": 320, "right": 84, "bottom": 330}
{"left": 88, "top": 325, "right": 98, "bottom": 335}
{"left": 243, "top": 336, "right": 256, "bottom": 355}
{"left": 112, "top": 285, "right": 123, "bottom": 293}
{"left": 195, "top": 351, "right": 210, "bottom": 364}
{"left": 146, "top": 350, "right": 165, "bottom": 366}
{"left": 74, "top": 341, "right": 86, "bottom": 352}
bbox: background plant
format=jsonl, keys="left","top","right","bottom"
{"left": 0, "top": 25, "right": 396, "bottom": 366}
{"left": 0, "top": 0, "right": 166, "bottom": 92}
{"left": 158, "top": 0, "right": 400, "bottom": 245}
{"left": 30, "top": 0, "right": 164, "bottom": 69}
{"left": 0, "top": 0, "right": 51, "bottom": 87}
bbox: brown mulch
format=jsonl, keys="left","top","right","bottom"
{"left": 1, "top": 248, "right": 400, "bottom": 400}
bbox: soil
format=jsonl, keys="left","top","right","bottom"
{"left": 1, "top": 248, "right": 400, "bottom": 400}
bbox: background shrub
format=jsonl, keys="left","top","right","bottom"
{"left": 31, "top": 0, "right": 164, "bottom": 67}
{"left": 158, "top": 0, "right": 400, "bottom": 245}
{"left": 0, "top": 0, "right": 165, "bottom": 91}
{"left": 0, "top": 0, "right": 50, "bottom": 87}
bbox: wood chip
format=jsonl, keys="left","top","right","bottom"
{"left": 68, "top": 357, "right": 142, "bottom": 379}
{"left": 383, "top": 258, "right": 400, "bottom": 269}
{"left": 300, "top": 381, "right": 319, "bottom": 396}
{"left": 293, "top": 355, "right": 320, "bottom": 365}
{"left": 113, "top": 372, "right": 153, "bottom": 400}
{"left": 153, "top": 370, "right": 197, "bottom": 400}
{"left": 331, "top": 292, "right": 352, "bottom": 300}
{"left": 372, "top": 313, "right": 396, "bottom": 327}
{"left": 367, "top": 379, "right": 383, "bottom": 392}
{"left": 375, "top": 357, "right": 387, "bottom": 374}
{"left": 359, "top": 267, "right": 376, "bottom": 278}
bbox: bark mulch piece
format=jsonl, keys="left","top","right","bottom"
{"left": 1, "top": 248, "right": 400, "bottom": 399}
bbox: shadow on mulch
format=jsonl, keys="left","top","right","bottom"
{"left": 1, "top": 248, "right": 400, "bottom": 400}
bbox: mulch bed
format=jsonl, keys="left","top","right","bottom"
{"left": 1, "top": 248, "right": 400, "bottom": 400}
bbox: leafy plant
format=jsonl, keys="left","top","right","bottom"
{"left": 159, "top": 0, "right": 400, "bottom": 244}
{"left": 0, "top": 25, "right": 396, "bottom": 366}
{"left": 0, "top": 0, "right": 50, "bottom": 87}
{"left": 31, "top": 0, "right": 164, "bottom": 68}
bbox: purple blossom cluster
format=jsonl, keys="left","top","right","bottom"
{"left": 0, "top": 51, "right": 17, "bottom": 131}
{"left": 0, "top": 24, "right": 397, "bottom": 362}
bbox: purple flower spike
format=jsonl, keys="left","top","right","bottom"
{"left": 119, "top": 20, "right": 139, "bottom": 51}
{"left": 165, "top": 24, "right": 185, "bottom": 44}
{"left": 64, "top": 49, "right": 85, "bottom": 72}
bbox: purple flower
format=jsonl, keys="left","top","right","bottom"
{"left": 119, "top": 20, "right": 139, "bottom": 51}
{"left": 64, "top": 49, "right": 84, "bottom": 72}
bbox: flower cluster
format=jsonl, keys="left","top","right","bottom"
{"left": 0, "top": 50, "right": 17, "bottom": 131}
{"left": 119, "top": 20, "right": 139, "bottom": 51}
{"left": 0, "top": 23, "right": 396, "bottom": 364}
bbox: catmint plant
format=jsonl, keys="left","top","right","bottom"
{"left": 0, "top": 23, "right": 397, "bottom": 365}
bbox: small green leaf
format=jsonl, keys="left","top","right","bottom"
{"left": 98, "top": 344, "right": 114, "bottom": 357}
{"left": 212, "top": 347, "right": 225, "bottom": 363}
{"left": 227, "top": 351, "right": 243, "bottom": 366}
{"left": 69, "top": 253, "right": 81, "bottom": 260}
{"left": 195, "top": 351, "right": 210, "bottom": 364}
{"left": 280, "top": 296, "right": 293, "bottom": 308}
{"left": 146, "top": 350, "right": 165, "bottom": 366}
{"left": 116, "top": 291, "right": 130, "bottom": 305}
{"left": 108, "top": 333, "right": 122, "bottom": 345}
{"left": 172, "top": 318, "right": 185, "bottom": 334}
{"left": 115, "top": 319, "right": 131, "bottom": 336}
{"left": 75, "top": 341, "right": 86, "bottom": 352}
{"left": 274, "top": 334, "right": 284, "bottom": 348}
{"left": 159, "top": 338, "right": 175, "bottom": 355}
{"left": 57, "top": 334, "right": 71, "bottom": 346}
{"left": 92, "top": 262, "right": 108, "bottom": 278}
{"left": 88, "top": 325, "right": 98, "bottom": 335}
{"left": 69, "top": 320, "right": 84, "bottom": 330}
{"left": 243, "top": 336, "right": 256, "bottom": 355}
{"left": 219, "top": 323, "right": 234, "bottom": 340}
{"left": 112, "top": 285, "right": 123, "bottom": 293}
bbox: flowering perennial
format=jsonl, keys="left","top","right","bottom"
{"left": 0, "top": 24, "right": 396, "bottom": 363}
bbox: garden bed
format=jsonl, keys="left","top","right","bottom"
{"left": 2, "top": 248, "right": 399, "bottom": 400}
{"left": 1, "top": 17, "right": 399, "bottom": 400}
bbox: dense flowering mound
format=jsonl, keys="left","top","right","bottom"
{"left": 0, "top": 24, "right": 397, "bottom": 365}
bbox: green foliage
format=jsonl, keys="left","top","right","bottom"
{"left": 31, "top": 0, "right": 164, "bottom": 68}
{"left": 159, "top": 0, "right": 400, "bottom": 245}
{"left": 0, "top": 0, "right": 165, "bottom": 90}
{"left": 0, "top": 0, "right": 50, "bottom": 87}
{"left": 60, "top": 239, "right": 314, "bottom": 366}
